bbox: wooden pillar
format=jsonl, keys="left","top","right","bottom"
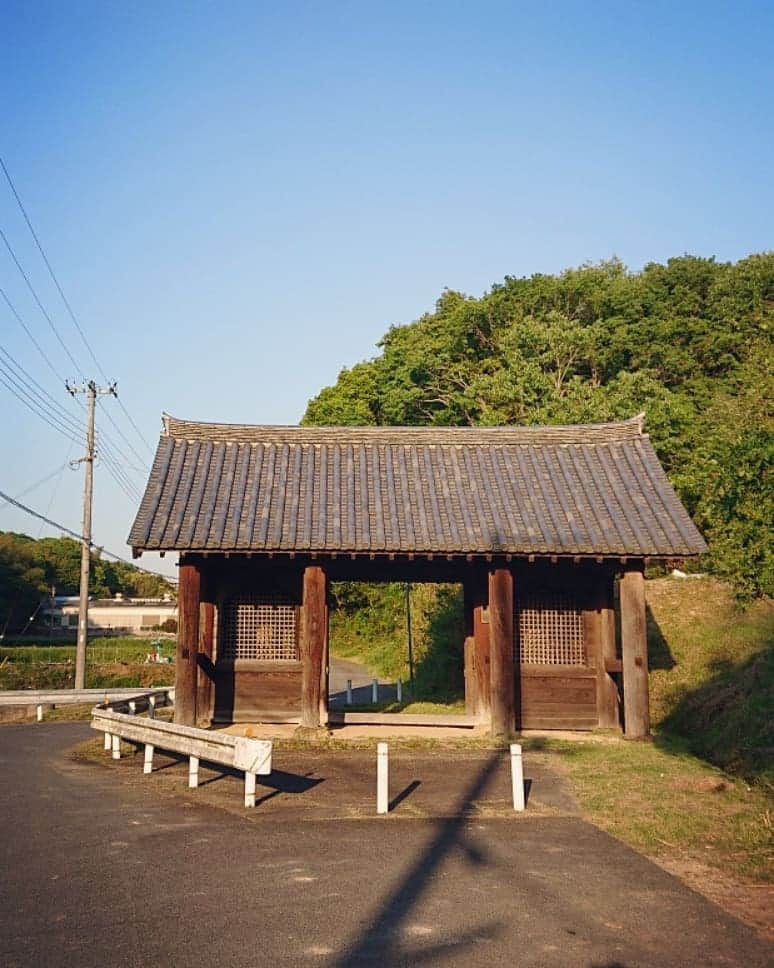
{"left": 620, "top": 565, "right": 650, "bottom": 738}
{"left": 585, "top": 573, "right": 620, "bottom": 730}
{"left": 599, "top": 574, "right": 621, "bottom": 729}
{"left": 489, "top": 567, "right": 515, "bottom": 738}
{"left": 319, "top": 598, "right": 330, "bottom": 725}
{"left": 196, "top": 593, "right": 215, "bottom": 726}
{"left": 301, "top": 565, "right": 326, "bottom": 729}
{"left": 463, "top": 582, "right": 477, "bottom": 715}
{"left": 176, "top": 560, "right": 200, "bottom": 726}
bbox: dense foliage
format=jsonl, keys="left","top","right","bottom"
{"left": 305, "top": 253, "right": 773, "bottom": 599}
{"left": 0, "top": 532, "right": 175, "bottom": 634}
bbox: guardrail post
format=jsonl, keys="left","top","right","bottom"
{"left": 104, "top": 732, "right": 111, "bottom": 751}
{"left": 111, "top": 734, "right": 121, "bottom": 760}
{"left": 372, "top": 678, "right": 379, "bottom": 704}
{"left": 148, "top": 695, "right": 156, "bottom": 719}
{"left": 188, "top": 755, "right": 199, "bottom": 789}
{"left": 377, "top": 742, "right": 389, "bottom": 814}
{"left": 128, "top": 700, "right": 136, "bottom": 716}
{"left": 346, "top": 679, "right": 352, "bottom": 705}
{"left": 244, "top": 771, "right": 256, "bottom": 808}
{"left": 510, "top": 743, "right": 525, "bottom": 812}
{"left": 143, "top": 744, "right": 154, "bottom": 774}
{"left": 36, "top": 704, "right": 43, "bottom": 722}
{"left": 396, "top": 680, "right": 402, "bottom": 703}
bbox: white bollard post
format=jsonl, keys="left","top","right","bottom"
{"left": 510, "top": 743, "right": 525, "bottom": 812}
{"left": 372, "top": 678, "right": 379, "bottom": 704}
{"left": 377, "top": 742, "right": 389, "bottom": 814}
{"left": 148, "top": 694, "right": 156, "bottom": 719}
{"left": 396, "top": 680, "right": 403, "bottom": 703}
{"left": 143, "top": 744, "right": 154, "bottom": 774}
{"left": 346, "top": 679, "right": 353, "bottom": 705}
{"left": 189, "top": 755, "right": 199, "bottom": 789}
{"left": 129, "top": 700, "right": 137, "bottom": 716}
{"left": 244, "top": 771, "right": 256, "bottom": 808}
{"left": 36, "top": 704, "right": 43, "bottom": 722}
{"left": 111, "top": 734, "right": 121, "bottom": 760}
{"left": 104, "top": 731, "right": 111, "bottom": 751}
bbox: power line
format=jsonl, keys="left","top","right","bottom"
{"left": 0, "top": 355, "right": 142, "bottom": 501}
{"left": 0, "top": 155, "right": 154, "bottom": 458}
{"left": 1, "top": 293, "right": 147, "bottom": 486}
{"left": 0, "top": 225, "right": 85, "bottom": 378}
{"left": 0, "top": 368, "right": 82, "bottom": 444}
{"left": 1, "top": 156, "right": 104, "bottom": 379}
{"left": 0, "top": 461, "right": 72, "bottom": 511}
{"left": 37, "top": 443, "right": 75, "bottom": 537}
{"left": 98, "top": 398, "right": 149, "bottom": 470}
{"left": 0, "top": 341, "right": 84, "bottom": 434}
{"left": 0, "top": 487, "right": 173, "bottom": 580}
{"left": 0, "top": 286, "right": 69, "bottom": 387}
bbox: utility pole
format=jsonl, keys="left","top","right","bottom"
{"left": 405, "top": 581, "right": 414, "bottom": 694}
{"left": 67, "top": 379, "right": 117, "bottom": 689}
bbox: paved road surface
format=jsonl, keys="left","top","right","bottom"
{"left": 329, "top": 654, "right": 401, "bottom": 705}
{"left": 0, "top": 723, "right": 770, "bottom": 967}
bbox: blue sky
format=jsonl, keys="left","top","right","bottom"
{"left": 1, "top": 0, "right": 772, "bottom": 576}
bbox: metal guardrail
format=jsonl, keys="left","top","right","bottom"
{"left": 0, "top": 687, "right": 174, "bottom": 722}
{"left": 0, "top": 687, "right": 174, "bottom": 706}
{"left": 91, "top": 695, "right": 272, "bottom": 808}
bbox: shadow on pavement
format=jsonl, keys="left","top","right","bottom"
{"left": 336, "top": 752, "right": 503, "bottom": 966}
{"left": 389, "top": 779, "right": 421, "bottom": 811}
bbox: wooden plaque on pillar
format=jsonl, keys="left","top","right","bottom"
{"left": 489, "top": 567, "right": 515, "bottom": 738}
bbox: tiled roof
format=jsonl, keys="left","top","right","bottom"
{"left": 127, "top": 414, "right": 707, "bottom": 558}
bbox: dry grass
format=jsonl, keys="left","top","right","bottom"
{"left": 539, "top": 736, "right": 773, "bottom": 884}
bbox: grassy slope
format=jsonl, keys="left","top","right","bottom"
{"left": 646, "top": 576, "right": 773, "bottom": 786}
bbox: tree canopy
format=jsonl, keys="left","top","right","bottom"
{"left": 304, "top": 253, "right": 773, "bottom": 599}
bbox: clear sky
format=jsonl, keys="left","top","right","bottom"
{"left": 1, "top": 0, "right": 772, "bottom": 577}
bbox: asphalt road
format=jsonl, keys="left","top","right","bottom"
{"left": 0, "top": 723, "right": 770, "bottom": 967}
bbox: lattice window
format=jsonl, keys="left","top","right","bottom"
{"left": 219, "top": 595, "right": 298, "bottom": 661}
{"left": 515, "top": 590, "right": 586, "bottom": 665}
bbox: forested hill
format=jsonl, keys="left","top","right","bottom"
{"left": 0, "top": 533, "right": 175, "bottom": 634}
{"left": 304, "top": 254, "right": 773, "bottom": 599}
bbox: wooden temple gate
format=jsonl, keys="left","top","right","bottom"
{"left": 174, "top": 553, "right": 648, "bottom": 738}
{"left": 130, "top": 415, "right": 705, "bottom": 740}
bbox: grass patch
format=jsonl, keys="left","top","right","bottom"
{"left": 0, "top": 637, "right": 174, "bottom": 665}
{"left": 0, "top": 637, "right": 175, "bottom": 694}
{"left": 538, "top": 736, "right": 773, "bottom": 883}
{"left": 341, "top": 699, "right": 467, "bottom": 715}
{"left": 646, "top": 577, "right": 773, "bottom": 787}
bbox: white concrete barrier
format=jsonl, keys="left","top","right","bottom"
{"left": 92, "top": 704, "right": 272, "bottom": 808}
{"left": 377, "top": 742, "right": 389, "bottom": 814}
{"left": 510, "top": 743, "right": 525, "bottom": 812}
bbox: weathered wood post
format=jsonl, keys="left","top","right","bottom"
{"left": 489, "top": 567, "right": 515, "bottom": 738}
{"left": 300, "top": 565, "right": 326, "bottom": 729}
{"left": 466, "top": 571, "right": 491, "bottom": 725}
{"left": 463, "top": 581, "right": 477, "bottom": 715}
{"left": 196, "top": 570, "right": 215, "bottom": 726}
{"left": 620, "top": 564, "right": 650, "bottom": 738}
{"left": 585, "top": 572, "right": 620, "bottom": 729}
{"left": 176, "top": 559, "right": 200, "bottom": 726}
